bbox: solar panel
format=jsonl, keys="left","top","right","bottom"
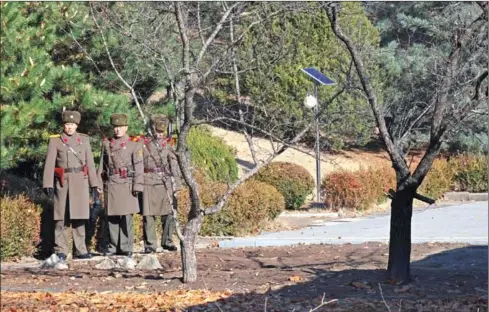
{"left": 301, "top": 67, "right": 336, "bottom": 86}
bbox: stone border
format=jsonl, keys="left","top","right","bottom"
{"left": 443, "top": 192, "right": 488, "bottom": 202}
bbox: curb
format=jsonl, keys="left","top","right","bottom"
{"left": 443, "top": 192, "right": 488, "bottom": 202}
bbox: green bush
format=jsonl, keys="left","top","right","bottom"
{"left": 187, "top": 126, "right": 239, "bottom": 183}
{"left": 202, "top": 180, "right": 285, "bottom": 236}
{"left": 254, "top": 162, "right": 315, "bottom": 210}
{"left": 450, "top": 154, "right": 488, "bottom": 192}
{"left": 177, "top": 173, "right": 285, "bottom": 236}
{"left": 1, "top": 195, "right": 41, "bottom": 260}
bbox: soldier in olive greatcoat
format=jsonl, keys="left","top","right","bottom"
{"left": 43, "top": 110, "right": 100, "bottom": 261}
{"left": 139, "top": 115, "right": 183, "bottom": 253}
{"left": 98, "top": 113, "right": 144, "bottom": 257}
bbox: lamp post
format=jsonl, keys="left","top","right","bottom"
{"left": 301, "top": 67, "right": 335, "bottom": 207}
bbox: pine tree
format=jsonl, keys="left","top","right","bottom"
{"left": 0, "top": 2, "right": 139, "bottom": 174}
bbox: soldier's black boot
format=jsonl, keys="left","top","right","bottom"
{"left": 143, "top": 247, "right": 157, "bottom": 254}
{"left": 162, "top": 243, "right": 177, "bottom": 251}
{"left": 74, "top": 253, "right": 92, "bottom": 259}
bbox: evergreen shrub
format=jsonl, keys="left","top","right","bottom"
{"left": 450, "top": 154, "right": 488, "bottom": 193}
{"left": 187, "top": 126, "right": 239, "bottom": 183}
{"left": 1, "top": 195, "right": 41, "bottom": 260}
{"left": 418, "top": 158, "right": 454, "bottom": 200}
{"left": 254, "top": 162, "right": 314, "bottom": 210}
{"left": 176, "top": 172, "right": 285, "bottom": 236}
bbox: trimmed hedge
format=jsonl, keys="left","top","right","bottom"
{"left": 450, "top": 154, "right": 488, "bottom": 193}
{"left": 323, "top": 154, "right": 488, "bottom": 211}
{"left": 1, "top": 195, "right": 41, "bottom": 260}
{"left": 322, "top": 164, "right": 396, "bottom": 210}
{"left": 254, "top": 162, "right": 315, "bottom": 210}
{"left": 176, "top": 172, "right": 285, "bottom": 236}
{"left": 418, "top": 158, "right": 454, "bottom": 200}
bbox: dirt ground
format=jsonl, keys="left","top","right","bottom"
{"left": 1, "top": 242, "right": 487, "bottom": 311}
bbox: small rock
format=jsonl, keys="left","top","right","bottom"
{"left": 54, "top": 262, "right": 69, "bottom": 270}
{"left": 95, "top": 258, "right": 116, "bottom": 270}
{"left": 116, "top": 257, "right": 136, "bottom": 270}
{"left": 40, "top": 254, "right": 68, "bottom": 269}
{"left": 136, "top": 255, "right": 163, "bottom": 270}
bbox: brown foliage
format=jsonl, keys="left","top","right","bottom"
{"left": 323, "top": 165, "right": 396, "bottom": 210}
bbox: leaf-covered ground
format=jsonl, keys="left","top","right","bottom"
{"left": 1, "top": 242, "right": 487, "bottom": 311}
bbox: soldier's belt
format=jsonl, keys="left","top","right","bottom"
{"left": 64, "top": 166, "right": 87, "bottom": 174}
{"left": 109, "top": 167, "right": 135, "bottom": 178}
{"left": 144, "top": 167, "right": 167, "bottom": 174}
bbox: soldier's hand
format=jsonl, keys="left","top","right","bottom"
{"left": 132, "top": 190, "right": 141, "bottom": 197}
{"left": 44, "top": 188, "right": 54, "bottom": 197}
{"left": 91, "top": 187, "right": 101, "bottom": 193}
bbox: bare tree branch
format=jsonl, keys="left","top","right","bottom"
{"left": 324, "top": 3, "right": 411, "bottom": 181}
{"left": 195, "top": 2, "right": 241, "bottom": 67}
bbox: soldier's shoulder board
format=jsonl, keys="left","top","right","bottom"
{"left": 49, "top": 134, "right": 61, "bottom": 138}
{"left": 78, "top": 133, "right": 89, "bottom": 137}
{"left": 129, "top": 135, "right": 144, "bottom": 142}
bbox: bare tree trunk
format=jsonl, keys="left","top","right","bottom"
{"left": 387, "top": 186, "right": 416, "bottom": 283}
{"left": 180, "top": 210, "right": 204, "bottom": 283}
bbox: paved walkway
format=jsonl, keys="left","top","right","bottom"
{"left": 219, "top": 201, "right": 488, "bottom": 248}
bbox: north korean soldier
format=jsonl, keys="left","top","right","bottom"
{"left": 140, "top": 115, "right": 183, "bottom": 253}
{"left": 98, "top": 113, "right": 144, "bottom": 257}
{"left": 42, "top": 110, "right": 100, "bottom": 261}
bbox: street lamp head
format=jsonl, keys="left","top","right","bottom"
{"left": 304, "top": 94, "right": 318, "bottom": 109}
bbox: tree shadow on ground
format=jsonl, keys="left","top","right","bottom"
{"left": 235, "top": 158, "right": 256, "bottom": 172}
{"left": 183, "top": 245, "right": 488, "bottom": 311}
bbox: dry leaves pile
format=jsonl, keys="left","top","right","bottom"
{"left": 1, "top": 290, "right": 487, "bottom": 312}
{"left": 0, "top": 289, "right": 232, "bottom": 311}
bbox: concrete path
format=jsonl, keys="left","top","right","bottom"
{"left": 219, "top": 201, "right": 488, "bottom": 248}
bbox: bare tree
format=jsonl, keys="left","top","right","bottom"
{"left": 324, "top": 1, "right": 488, "bottom": 283}
{"left": 87, "top": 1, "right": 361, "bottom": 283}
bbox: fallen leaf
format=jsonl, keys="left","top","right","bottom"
{"left": 350, "top": 281, "right": 367, "bottom": 289}
{"left": 289, "top": 275, "right": 304, "bottom": 282}
{"left": 394, "top": 284, "right": 413, "bottom": 293}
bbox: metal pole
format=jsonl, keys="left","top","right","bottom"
{"left": 314, "top": 82, "right": 321, "bottom": 203}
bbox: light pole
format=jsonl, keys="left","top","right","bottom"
{"left": 301, "top": 67, "right": 335, "bottom": 207}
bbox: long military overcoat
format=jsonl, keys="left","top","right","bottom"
{"left": 43, "top": 132, "right": 99, "bottom": 221}
{"left": 140, "top": 136, "right": 182, "bottom": 216}
{"left": 98, "top": 134, "right": 144, "bottom": 216}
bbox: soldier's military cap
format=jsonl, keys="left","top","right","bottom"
{"left": 151, "top": 114, "right": 169, "bottom": 132}
{"left": 111, "top": 113, "right": 129, "bottom": 126}
{"left": 154, "top": 120, "right": 168, "bottom": 132}
{"left": 62, "top": 111, "right": 81, "bottom": 125}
